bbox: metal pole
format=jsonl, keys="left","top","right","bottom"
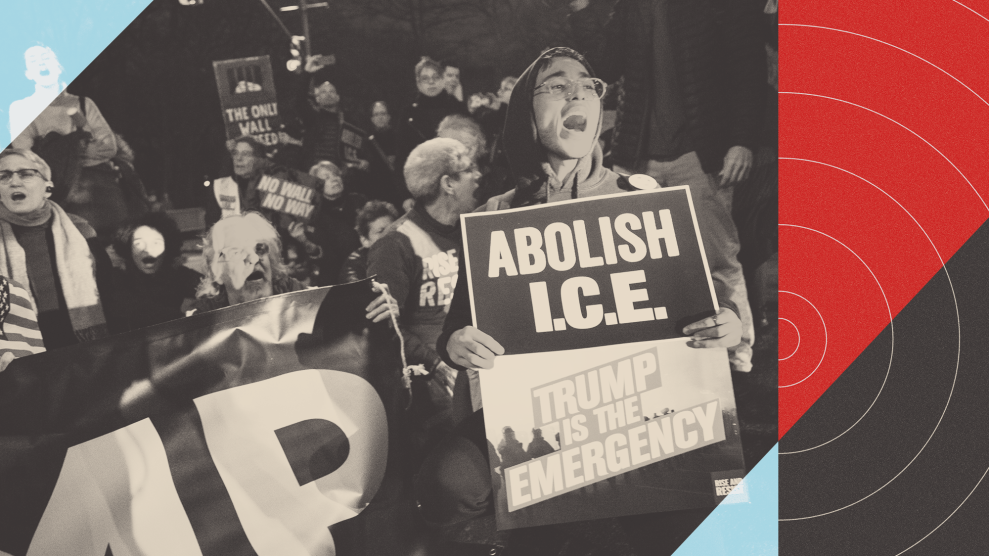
{"left": 255, "top": 0, "right": 294, "bottom": 39}
{"left": 300, "top": 0, "right": 312, "bottom": 60}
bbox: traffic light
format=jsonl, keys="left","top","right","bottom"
{"left": 287, "top": 35, "right": 305, "bottom": 72}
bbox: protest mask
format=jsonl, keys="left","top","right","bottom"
{"left": 209, "top": 215, "right": 276, "bottom": 299}
{"left": 131, "top": 226, "right": 166, "bottom": 275}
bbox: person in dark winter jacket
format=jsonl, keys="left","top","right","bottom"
{"left": 364, "top": 100, "right": 409, "bottom": 207}
{"left": 568, "top": 0, "right": 766, "bottom": 371}
{"left": 107, "top": 212, "right": 201, "bottom": 333}
{"left": 289, "top": 161, "right": 367, "bottom": 286}
{"left": 415, "top": 48, "right": 742, "bottom": 547}
{"left": 396, "top": 57, "right": 469, "bottom": 170}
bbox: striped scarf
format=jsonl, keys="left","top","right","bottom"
{"left": 0, "top": 200, "right": 108, "bottom": 343}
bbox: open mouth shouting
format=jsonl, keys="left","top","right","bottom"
{"left": 10, "top": 192, "right": 27, "bottom": 202}
{"left": 246, "top": 270, "right": 265, "bottom": 283}
{"left": 135, "top": 255, "right": 163, "bottom": 275}
{"left": 558, "top": 106, "right": 594, "bottom": 144}
{"left": 563, "top": 114, "right": 587, "bottom": 133}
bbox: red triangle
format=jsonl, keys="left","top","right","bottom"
{"left": 779, "top": 4, "right": 989, "bottom": 437}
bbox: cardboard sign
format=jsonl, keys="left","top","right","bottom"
{"left": 213, "top": 56, "right": 282, "bottom": 147}
{"left": 257, "top": 167, "right": 321, "bottom": 222}
{"left": 341, "top": 121, "right": 366, "bottom": 167}
{"left": 461, "top": 187, "right": 746, "bottom": 530}
{"left": 462, "top": 187, "right": 720, "bottom": 355}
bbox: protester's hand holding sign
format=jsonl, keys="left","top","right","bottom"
{"left": 683, "top": 307, "right": 743, "bottom": 349}
{"left": 286, "top": 220, "right": 322, "bottom": 259}
{"left": 287, "top": 220, "right": 308, "bottom": 243}
{"left": 447, "top": 326, "right": 505, "bottom": 370}
{"left": 448, "top": 311, "right": 741, "bottom": 370}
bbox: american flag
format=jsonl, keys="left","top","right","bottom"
{"left": 0, "top": 275, "right": 46, "bottom": 358}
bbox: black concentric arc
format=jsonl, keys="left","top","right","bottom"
{"left": 780, "top": 217, "right": 989, "bottom": 555}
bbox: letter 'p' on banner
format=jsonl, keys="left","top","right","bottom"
{"left": 0, "top": 281, "right": 393, "bottom": 556}
{"left": 461, "top": 188, "right": 747, "bottom": 530}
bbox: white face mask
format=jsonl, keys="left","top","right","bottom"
{"left": 210, "top": 219, "right": 273, "bottom": 294}
{"left": 131, "top": 226, "right": 166, "bottom": 275}
{"left": 215, "top": 247, "right": 261, "bottom": 290}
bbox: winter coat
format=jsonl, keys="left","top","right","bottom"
{"left": 396, "top": 91, "right": 469, "bottom": 164}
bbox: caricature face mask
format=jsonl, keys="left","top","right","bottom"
{"left": 132, "top": 225, "right": 166, "bottom": 275}
{"left": 209, "top": 217, "right": 274, "bottom": 300}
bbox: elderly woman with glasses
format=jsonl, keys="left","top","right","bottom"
{"left": 0, "top": 148, "right": 113, "bottom": 349}
{"left": 397, "top": 57, "right": 470, "bottom": 174}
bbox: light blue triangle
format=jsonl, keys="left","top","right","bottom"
{"left": 673, "top": 444, "right": 779, "bottom": 556}
{"left": 2, "top": 0, "right": 154, "bottom": 145}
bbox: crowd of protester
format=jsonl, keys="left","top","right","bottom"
{"left": 0, "top": 46, "right": 530, "bottom": 356}
{"left": 1, "top": 0, "right": 778, "bottom": 550}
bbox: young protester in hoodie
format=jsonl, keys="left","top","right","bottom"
{"left": 414, "top": 47, "right": 742, "bottom": 553}
{"left": 569, "top": 0, "right": 765, "bottom": 372}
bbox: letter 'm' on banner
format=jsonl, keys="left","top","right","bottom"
{"left": 27, "top": 419, "right": 202, "bottom": 556}
{"left": 194, "top": 370, "right": 387, "bottom": 556}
